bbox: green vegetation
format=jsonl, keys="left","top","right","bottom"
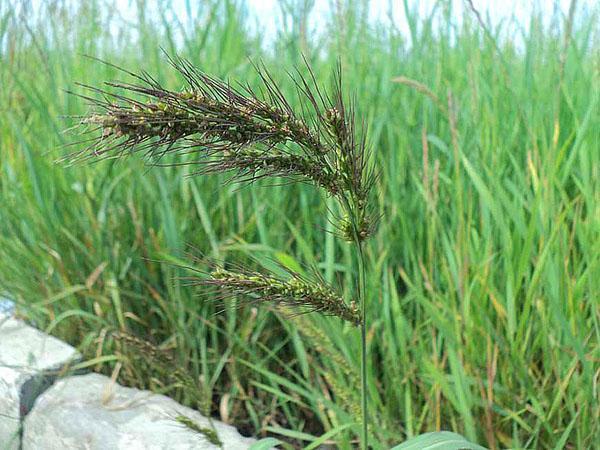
{"left": 1, "top": 1, "right": 598, "bottom": 448}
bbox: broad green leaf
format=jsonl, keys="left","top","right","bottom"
{"left": 391, "top": 431, "right": 488, "bottom": 450}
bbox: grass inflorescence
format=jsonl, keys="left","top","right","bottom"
{"left": 1, "top": 0, "right": 598, "bottom": 448}
{"left": 201, "top": 266, "right": 361, "bottom": 326}
{"left": 174, "top": 414, "right": 223, "bottom": 447}
{"left": 71, "top": 54, "right": 376, "bottom": 240}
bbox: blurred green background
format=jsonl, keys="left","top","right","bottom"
{"left": 0, "top": 0, "right": 598, "bottom": 448}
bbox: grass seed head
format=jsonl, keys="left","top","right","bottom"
{"left": 70, "top": 53, "right": 376, "bottom": 239}
{"left": 202, "top": 267, "right": 361, "bottom": 326}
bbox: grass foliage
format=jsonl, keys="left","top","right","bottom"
{"left": 0, "top": 0, "right": 598, "bottom": 448}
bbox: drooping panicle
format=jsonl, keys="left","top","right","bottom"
{"left": 320, "top": 64, "right": 377, "bottom": 241}
{"left": 190, "top": 265, "right": 361, "bottom": 326}
{"left": 70, "top": 53, "right": 376, "bottom": 240}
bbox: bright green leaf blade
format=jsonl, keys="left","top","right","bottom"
{"left": 391, "top": 431, "right": 488, "bottom": 450}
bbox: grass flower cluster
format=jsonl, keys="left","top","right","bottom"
{"left": 72, "top": 54, "right": 376, "bottom": 241}
{"left": 1, "top": 1, "right": 597, "bottom": 448}
{"left": 202, "top": 266, "right": 361, "bottom": 326}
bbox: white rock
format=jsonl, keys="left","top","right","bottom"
{"left": 0, "top": 368, "right": 22, "bottom": 450}
{"left": 23, "top": 373, "right": 255, "bottom": 450}
{"left": 0, "top": 314, "right": 78, "bottom": 371}
{"left": 0, "top": 313, "right": 79, "bottom": 450}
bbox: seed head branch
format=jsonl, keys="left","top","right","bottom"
{"left": 186, "top": 265, "right": 361, "bottom": 326}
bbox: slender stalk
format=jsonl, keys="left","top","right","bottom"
{"left": 356, "top": 239, "right": 368, "bottom": 449}
{"left": 341, "top": 189, "right": 371, "bottom": 448}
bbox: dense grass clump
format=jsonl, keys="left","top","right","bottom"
{"left": 0, "top": 1, "right": 598, "bottom": 448}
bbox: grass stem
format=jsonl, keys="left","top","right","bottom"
{"left": 355, "top": 235, "right": 368, "bottom": 448}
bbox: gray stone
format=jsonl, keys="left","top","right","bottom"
{"left": 0, "top": 313, "right": 78, "bottom": 371}
{"left": 0, "top": 313, "right": 79, "bottom": 450}
{"left": 0, "top": 368, "right": 21, "bottom": 450}
{"left": 23, "top": 373, "right": 255, "bottom": 449}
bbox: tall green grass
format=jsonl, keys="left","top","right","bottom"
{"left": 1, "top": 1, "right": 598, "bottom": 448}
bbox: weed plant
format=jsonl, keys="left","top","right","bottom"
{"left": 0, "top": 1, "right": 598, "bottom": 448}
{"left": 69, "top": 51, "right": 377, "bottom": 447}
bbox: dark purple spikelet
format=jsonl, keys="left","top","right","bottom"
{"left": 69, "top": 52, "right": 376, "bottom": 238}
